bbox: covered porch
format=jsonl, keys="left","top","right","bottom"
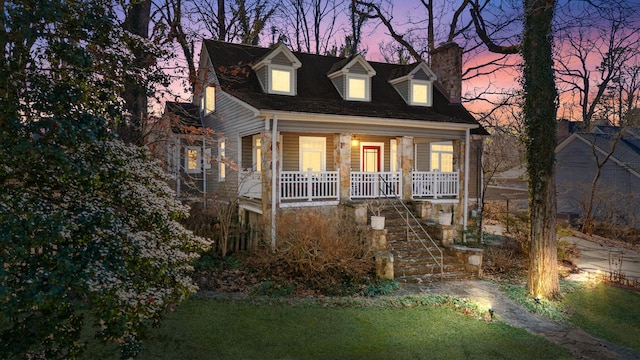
{"left": 240, "top": 169, "right": 459, "bottom": 202}
{"left": 238, "top": 131, "right": 465, "bottom": 206}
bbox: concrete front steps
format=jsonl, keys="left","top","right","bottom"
{"left": 376, "top": 201, "right": 482, "bottom": 283}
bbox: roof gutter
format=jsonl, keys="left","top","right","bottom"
{"left": 259, "top": 110, "right": 479, "bottom": 131}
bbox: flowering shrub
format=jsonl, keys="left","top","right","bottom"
{"left": 0, "top": 0, "right": 208, "bottom": 357}
{"left": 0, "top": 140, "right": 208, "bottom": 358}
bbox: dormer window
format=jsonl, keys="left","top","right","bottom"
{"left": 270, "top": 67, "right": 293, "bottom": 94}
{"left": 347, "top": 75, "right": 369, "bottom": 101}
{"left": 389, "top": 61, "right": 437, "bottom": 107}
{"left": 328, "top": 54, "right": 376, "bottom": 102}
{"left": 252, "top": 43, "right": 302, "bottom": 96}
{"left": 411, "top": 81, "right": 430, "bottom": 106}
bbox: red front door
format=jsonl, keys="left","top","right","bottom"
{"left": 362, "top": 146, "right": 381, "bottom": 172}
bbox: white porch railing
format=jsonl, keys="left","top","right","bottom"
{"left": 241, "top": 170, "right": 458, "bottom": 201}
{"left": 280, "top": 169, "right": 339, "bottom": 201}
{"left": 412, "top": 171, "right": 459, "bottom": 199}
{"left": 350, "top": 172, "right": 401, "bottom": 198}
{"left": 239, "top": 170, "right": 262, "bottom": 199}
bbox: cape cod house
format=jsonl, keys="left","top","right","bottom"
{"left": 162, "top": 40, "right": 487, "bottom": 282}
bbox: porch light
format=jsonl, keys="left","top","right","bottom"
{"left": 351, "top": 136, "right": 359, "bottom": 146}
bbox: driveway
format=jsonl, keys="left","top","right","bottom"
{"left": 563, "top": 235, "right": 640, "bottom": 281}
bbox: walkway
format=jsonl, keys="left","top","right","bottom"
{"left": 395, "top": 280, "right": 638, "bottom": 359}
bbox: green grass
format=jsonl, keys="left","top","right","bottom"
{"left": 565, "top": 283, "right": 640, "bottom": 353}
{"left": 84, "top": 296, "right": 572, "bottom": 360}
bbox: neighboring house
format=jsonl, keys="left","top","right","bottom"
{"left": 162, "top": 40, "right": 487, "bottom": 247}
{"left": 556, "top": 125, "right": 640, "bottom": 228}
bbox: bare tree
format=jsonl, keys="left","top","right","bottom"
{"left": 581, "top": 130, "right": 624, "bottom": 235}
{"left": 555, "top": 2, "right": 640, "bottom": 127}
{"left": 155, "top": 0, "right": 276, "bottom": 91}
{"left": 120, "top": 0, "right": 153, "bottom": 145}
{"left": 275, "top": 0, "right": 344, "bottom": 54}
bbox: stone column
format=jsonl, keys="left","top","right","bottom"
{"left": 261, "top": 130, "right": 280, "bottom": 244}
{"left": 334, "top": 133, "right": 352, "bottom": 203}
{"left": 453, "top": 139, "right": 465, "bottom": 230}
{"left": 400, "top": 136, "right": 414, "bottom": 200}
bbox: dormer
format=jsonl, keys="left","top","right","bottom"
{"left": 327, "top": 55, "right": 376, "bottom": 102}
{"left": 388, "top": 61, "right": 437, "bottom": 107}
{"left": 251, "top": 43, "right": 302, "bottom": 96}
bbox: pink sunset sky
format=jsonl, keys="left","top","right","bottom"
{"left": 156, "top": 0, "right": 639, "bottom": 124}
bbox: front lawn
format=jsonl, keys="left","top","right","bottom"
{"left": 565, "top": 283, "right": 640, "bottom": 353}
{"left": 84, "top": 296, "right": 571, "bottom": 360}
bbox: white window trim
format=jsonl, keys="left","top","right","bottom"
{"left": 430, "top": 141, "right": 453, "bottom": 172}
{"left": 360, "top": 142, "right": 385, "bottom": 172}
{"left": 390, "top": 139, "right": 398, "bottom": 173}
{"left": 204, "top": 86, "right": 216, "bottom": 114}
{"left": 218, "top": 139, "right": 226, "bottom": 181}
{"left": 185, "top": 146, "right": 201, "bottom": 173}
{"left": 346, "top": 74, "right": 371, "bottom": 101}
{"left": 299, "top": 136, "right": 326, "bottom": 172}
{"left": 252, "top": 135, "right": 262, "bottom": 172}
{"left": 410, "top": 80, "right": 432, "bottom": 106}
{"left": 269, "top": 65, "right": 295, "bottom": 96}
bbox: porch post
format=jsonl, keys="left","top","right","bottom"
{"left": 261, "top": 123, "right": 280, "bottom": 247}
{"left": 453, "top": 138, "right": 465, "bottom": 231}
{"left": 400, "top": 136, "right": 414, "bottom": 200}
{"left": 334, "top": 133, "right": 352, "bottom": 202}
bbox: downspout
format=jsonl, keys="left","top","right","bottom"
{"left": 463, "top": 128, "right": 470, "bottom": 235}
{"left": 271, "top": 114, "right": 278, "bottom": 248}
{"left": 202, "top": 134, "right": 207, "bottom": 208}
{"left": 199, "top": 110, "right": 207, "bottom": 208}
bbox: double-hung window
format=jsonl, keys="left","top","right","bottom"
{"left": 185, "top": 147, "right": 200, "bottom": 173}
{"left": 430, "top": 142, "right": 454, "bottom": 172}
{"left": 218, "top": 140, "right": 226, "bottom": 181}
{"left": 299, "top": 136, "right": 326, "bottom": 172}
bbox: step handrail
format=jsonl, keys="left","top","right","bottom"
{"left": 377, "top": 175, "right": 444, "bottom": 281}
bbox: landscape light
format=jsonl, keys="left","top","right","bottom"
{"left": 488, "top": 307, "right": 495, "bottom": 320}
{"left": 534, "top": 296, "right": 541, "bottom": 304}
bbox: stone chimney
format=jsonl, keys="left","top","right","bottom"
{"left": 430, "top": 42, "right": 462, "bottom": 104}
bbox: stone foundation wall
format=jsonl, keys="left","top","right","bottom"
{"left": 446, "top": 245, "right": 483, "bottom": 278}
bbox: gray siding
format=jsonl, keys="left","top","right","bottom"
{"left": 256, "top": 67, "right": 268, "bottom": 92}
{"left": 468, "top": 138, "right": 483, "bottom": 200}
{"left": 415, "top": 143, "right": 430, "bottom": 171}
{"left": 331, "top": 76, "right": 345, "bottom": 98}
{"left": 414, "top": 69, "right": 430, "bottom": 81}
{"left": 556, "top": 138, "right": 640, "bottom": 227}
{"left": 349, "top": 62, "right": 368, "bottom": 74}
{"left": 393, "top": 81, "right": 409, "bottom": 103}
{"left": 272, "top": 52, "right": 291, "bottom": 65}
{"left": 204, "top": 92, "right": 262, "bottom": 199}
{"left": 281, "top": 133, "right": 335, "bottom": 171}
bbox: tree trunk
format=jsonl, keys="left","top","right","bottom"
{"left": 522, "top": 0, "right": 559, "bottom": 299}
{"left": 121, "top": 0, "right": 152, "bottom": 145}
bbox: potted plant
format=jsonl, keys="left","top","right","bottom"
{"left": 438, "top": 209, "right": 452, "bottom": 226}
{"left": 367, "top": 199, "right": 385, "bottom": 230}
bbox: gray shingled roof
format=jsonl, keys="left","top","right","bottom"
{"left": 164, "top": 101, "right": 202, "bottom": 133}
{"left": 579, "top": 132, "right": 640, "bottom": 174}
{"left": 204, "top": 40, "right": 487, "bottom": 135}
